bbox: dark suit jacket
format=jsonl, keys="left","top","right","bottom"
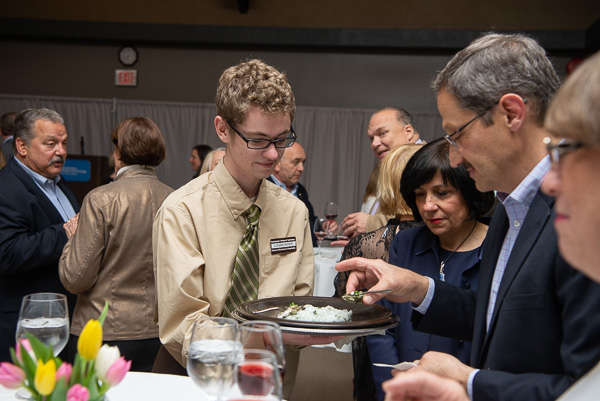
{"left": 267, "top": 177, "right": 317, "bottom": 246}
{"left": 0, "top": 157, "right": 80, "bottom": 360}
{"left": 412, "top": 191, "right": 600, "bottom": 401}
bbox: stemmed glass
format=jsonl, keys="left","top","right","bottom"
{"left": 15, "top": 293, "right": 70, "bottom": 355}
{"left": 227, "top": 349, "right": 282, "bottom": 401}
{"left": 15, "top": 293, "right": 70, "bottom": 400}
{"left": 187, "top": 317, "right": 241, "bottom": 401}
{"left": 313, "top": 218, "right": 327, "bottom": 255}
{"left": 239, "top": 321, "right": 286, "bottom": 383}
{"left": 324, "top": 202, "right": 339, "bottom": 239}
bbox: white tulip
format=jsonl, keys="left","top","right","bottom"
{"left": 95, "top": 344, "right": 121, "bottom": 381}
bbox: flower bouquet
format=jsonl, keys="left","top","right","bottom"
{"left": 0, "top": 302, "right": 131, "bottom": 401}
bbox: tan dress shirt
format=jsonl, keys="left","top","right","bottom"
{"left": 153, "top": 161, "right": 314, "bottom": 365}
{"left": 59, "top": 166, "right": 173, "bottom": 340}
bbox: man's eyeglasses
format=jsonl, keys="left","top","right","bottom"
{"left": 444, "top": 107, "right": 492, "bottom": 148}
{"left": 444, "top": 99, "right": 527, "bottom": 148}
{"left": 227, "top": 121, "right": 296, "bottom": 150}
{"left": 543, "top": 137, "right": 585, "bottom": 167}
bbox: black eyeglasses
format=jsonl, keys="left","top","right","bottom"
{"left": 543, "top": 137, "right": 585, "bottom": 167}
{"left": 443, "top": 99, "right": 527, "bottom": 148}
{"left": 444, "top": 107, "right": 493, "bottom": 148}
{"left": 226, "top": 121, "right": 296, "bottom": 150}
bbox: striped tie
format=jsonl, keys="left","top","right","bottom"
{"left": 223, "top": 204, "right": 261, "bottom": 317}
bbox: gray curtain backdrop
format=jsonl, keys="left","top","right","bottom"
{"left": 0, "top": 93, "right": 443, "bottom": 220}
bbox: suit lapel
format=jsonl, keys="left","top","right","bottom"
{"left": 57, "top": 177, "right": 81, "bottom": 213}
{"left": 8, "top": 158, "right": 72, "bottom": 224}
{"left": 471, "top": 204, "right": 508, "bottom": 365}
{"left": 477, "top": 191, "right": 554, "bottom": 365}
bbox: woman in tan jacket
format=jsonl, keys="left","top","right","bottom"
{"left": 59, "top": 117, "right": 173, "bottom": 371}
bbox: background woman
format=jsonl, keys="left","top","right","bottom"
{"left": 199, "top": 147, "right": 225, "bottom": 175}
{"left": 361, "top": 163, "right": 380, "bottom": 213}
{"left": 189, "top": 143, "right": 212, "bottom": 178}
{"left": 59, "top": 117, "right": 173, "bottom": 371}
{"left": 334, "top": 143, "right": 423, "bottom": 401}
{"left": 367, "top": 139, "right": 494, "bottom": 400}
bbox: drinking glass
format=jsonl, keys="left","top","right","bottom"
{"left": 15, "top": 293, "right": 70, "bottom": 401}
{"left": 15, "top": 293, "right": 69, "bottom": 356}
{"left": 227, "top": 349, "right": 282, "bottom": 401}
{"left": 324, "top": 202, "right": 339, "bottom": 239}
{"left": 187, "top": 317, "right": 241, "bottom": 401}
{"left": 239, "top": 321, "right": 285, "bottom": 383}
{"left": 313, "top": 218, "right": 327, "bottom": 255}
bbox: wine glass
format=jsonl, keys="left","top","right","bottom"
{"left": 239, "top": 321, "right": 286, "bottom": 383}
{"left": 324, "top": 202, "right": 339, "bottom": 239}
{"left": 15, "top": 293, "right": 70, "bottom": 356}
{"left": 15, "top": 293, "right": 69, "bottom": 401}
{"left": 187, "top": 317, "right": 241, "bottom": 401}
{"left": 313, "top": 218, "right": 327, "bottom": 255}
{"left": 227, "top": 349, "right": 282, "bottom": 401}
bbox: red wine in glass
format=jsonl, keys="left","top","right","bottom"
{"left": 237, "top": 362, "right": 276, "bottom": 396}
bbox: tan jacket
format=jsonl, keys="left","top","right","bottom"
{"left": 153, "top": 162, "right": 314, "bottom": 365}
{"left": 59, "top": 166, "right": 173, "bottom": 340}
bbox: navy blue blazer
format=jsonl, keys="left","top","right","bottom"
{"left": 0, "top": 157, "right": 80, "bottom": 360}
{"left": 412, "top": 191, "right": 600, "bottom": 401}
{"left": 267, "top": 177, "right": 317, "bottom": 246}
{"left": 367, "top": 225, "right": 481, "bottom": 401}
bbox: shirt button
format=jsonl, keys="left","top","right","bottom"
{"left": 513, "top": 220, "right": 521, "bottom": 228}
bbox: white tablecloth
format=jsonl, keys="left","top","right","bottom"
{"left": 313, "top": 247, "right": 343, "bottom": 297}
{"left": 0, "top": 372, "right": 203, "bottom": 401}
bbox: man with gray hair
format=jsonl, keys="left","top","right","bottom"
{"left": 337, "top": 33, "right": 600, "bottom": 401}
{"left": 0, "top": 108, "right": 80, "bottom": 361}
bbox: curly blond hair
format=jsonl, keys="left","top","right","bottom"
{"left": 377, "top": 144, "right": 423, "bottom": 216}
{"left": 215, "top": 59, "right": 295, "bottom": 124}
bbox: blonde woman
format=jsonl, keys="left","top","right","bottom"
{"left": 199, "top": 147, "right": 225, "bottom": 175}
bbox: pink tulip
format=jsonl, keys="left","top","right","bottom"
{"left": 56, "top": 362, "right": 73, "bottom": 383}
{"left": 103, "top": 357, "right": 131, "bottom": 386}
{"left": 66, "top": 384, "right": 90, "bottom": 401}
{"left": 0, "top": 362, "right": 25, "bottom": 389}
{"left": 15, "top": 339, "right": 35, "bottom": 363}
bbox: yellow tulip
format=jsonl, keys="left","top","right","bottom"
{"left": 34, "top": 359, "right": 56, "bottom": 396}
{"left": 77, "top": 319, "right": 103, "bottom": 361}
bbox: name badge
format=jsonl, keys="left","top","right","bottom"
{"left": 270, "top": 237, "right": 297, "bottom": 254}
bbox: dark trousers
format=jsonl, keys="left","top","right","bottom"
{"left": 69, "top": 335, "right": 160, "bottom": 372}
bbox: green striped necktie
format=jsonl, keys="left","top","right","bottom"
{"left": 223, "top": 204, "right": 261, "bottom": 317}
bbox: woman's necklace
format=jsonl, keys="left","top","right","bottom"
{"left": 439, "top": 220, "right": 477, "bottom": 281}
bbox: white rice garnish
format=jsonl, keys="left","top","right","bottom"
{"left": 277, "top": 304, "right": 352, "bottom": 322}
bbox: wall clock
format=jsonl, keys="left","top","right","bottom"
{"left": 118, "top": 46, "right": 138, "bottom": 67}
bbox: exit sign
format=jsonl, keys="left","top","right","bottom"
{"left": 115, "top": 69, "right": 137, "bottom": 87}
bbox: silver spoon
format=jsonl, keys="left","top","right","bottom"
{"left": 373, "top": 362, "right": 417, "bottom": 371}
{"left": 341, "top": 289, "right": 392, "bottom": 303}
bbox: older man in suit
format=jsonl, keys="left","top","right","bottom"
{"left": 337, "top": 33, "right": 600, "bottom": 401}
{"left": 0, "top": 108, "right": 79, "bottom": 361}
{"left": 268, "top": 142, "right": 318, "bottom": 246}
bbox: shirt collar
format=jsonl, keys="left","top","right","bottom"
{"left": 14, "top": 156, "right": 61, "bottom": 187}
{"left": 116, "top": 164, "right": 137, "bottom": 177}
{"left": 213, "top": 161, "right": 268, "bottom": 220}
{"left": 269, "top": 174, "right": 298, "bottom": 196}
{"left": 500, "top": 155, "right": 551, "bottom": 209}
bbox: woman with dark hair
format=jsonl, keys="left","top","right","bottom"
{"left": 190, "top": 144, "right": 212, "bottom": 178}
{"left": 59, "top": 117, "right": 173, "bottom": 370}
{"left": 366, "top": 139, "right": 495, "bottom": 401}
